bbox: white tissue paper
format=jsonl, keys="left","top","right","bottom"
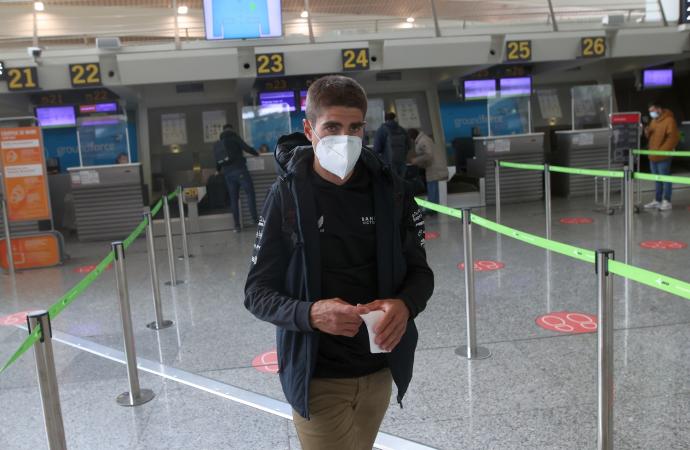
{"left": 360, "top": 310, "right": 389, "bottom": 354}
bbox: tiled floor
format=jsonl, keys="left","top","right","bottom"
{"left": 2, "top": 189, "right": 690, "bottom": 449}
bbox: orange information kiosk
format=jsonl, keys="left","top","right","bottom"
{"left": 0, "top": 126, "right": 64, "bottom": 271}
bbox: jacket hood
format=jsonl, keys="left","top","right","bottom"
{"left": 274, "top": 132, "right": 389, "bottom": 178}
{"left": 220, "top": 129, "right": 236, "bottom": 140}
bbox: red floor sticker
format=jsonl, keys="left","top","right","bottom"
{"left": 0, "top": 311, "right": 35, "bottom": 327}
{"left": 457, "top": 260, "right": 505, "bottom": 272}
{"left": 536, "top": 312, "right": 597, "bottom": 334}
{"left": 639, "top": 240, "right": 688, "bottom": 250}
{"left": 73, "top": 264, "right": 112, "bottom": 274}
{"left": 559, "top": 217, "right": 594, "bottom": 225}
{"left": 424, "top": 232, "right": 440, "bottom": 240}
{"left": 252, "top": 350, "right": 279, "bottom": 374}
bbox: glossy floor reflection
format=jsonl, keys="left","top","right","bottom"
{"left": 2, "top": 190, "right": 690, "bottom": 449}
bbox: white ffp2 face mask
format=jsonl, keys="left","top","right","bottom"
{"left": 650, "top": 111, "right": 660, "bottom": 119}
{"left": 312, "top": 132, "right": 362, "bottom": 180}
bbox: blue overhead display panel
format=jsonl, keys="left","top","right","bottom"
{"left": 203, "top": 0, "right": 282, "bottom": 40}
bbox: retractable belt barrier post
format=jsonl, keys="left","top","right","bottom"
{"left": 177, "top": 186, "right": 192, "bottom": 260}
{"left": 143, "top": 208, "right": 173, "bottom": 331}
{"left": 2, "top": 196, "right": 15, "bottom": 276}
{"left": 596, "top": 250, "right": 615, "bottom": 450}
{"left": 112, "top": 241, "right": 155, "bottom": 407}
{"left": 27, "top": 311, "right": 67, "bottom": 450}
{"left": 455, "top": 208, "right": 491, "bottom": 360}
{"left": 624, "top": 167, "right": 634, "bottom": 264}
{"left": 494, "top": 160, "right": 501, "bottom": 224}
{"left": 544, "top": 164, "right": 552, "bottom": 240}
{"left": 163, "top": 194, "right": 183, "bottom": 286}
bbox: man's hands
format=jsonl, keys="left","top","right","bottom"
{"left": 310, "top": 298, "right": 411, "bottom": 352}
{"left": 310, "top": 298, "right": 362, "bottom": 337}
{"left": 357, "top": 299, "right": 410, "bottom": 352}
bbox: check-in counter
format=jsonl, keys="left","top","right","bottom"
{"left": 68, "top": 163, "right": 144, "bottom": 241}
{"left": 553, "top": 129, "right": 622, "bottom": 197}
{"left": 238, "top": 154, "right": 279, "bottom": 227}
{"left": 467, "top": 133, "right": 545, "bottom": 205}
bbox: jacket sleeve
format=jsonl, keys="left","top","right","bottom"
{"left": 661, "top": 119, "right": 680, "bottom": 151}
{"left": 373, "top": 127, "right": 387, "bottom": 156}
{"left": 239, "top": 137, "right": 260, "bottom": 156}
{"left": 395, "top": 190, "right": 434, "bottom": 318}
{"left": 244, "top": 185, "right": 314, "bottom": 332}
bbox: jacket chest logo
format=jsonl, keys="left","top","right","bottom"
{"left": 361, "top": 216, "right": 376, "bottom": 226}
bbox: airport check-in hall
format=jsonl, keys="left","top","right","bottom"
{"left": 2, "top": 1, "right": 690, "bottom": 449}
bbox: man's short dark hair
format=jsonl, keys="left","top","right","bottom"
{"left": 649, "top": 100, "right": 664, "bottom": 109}
{"left": 223, "top": 124, "right": 233, "bottom": 130}
{"left": 306, "top": 75, "right": 368, "bottom": 123}
{"left": 385, "top": 112, "right": 397, "bottom": 122}
{"left": 408, "top": 128, "right": 420, "bottom": 140}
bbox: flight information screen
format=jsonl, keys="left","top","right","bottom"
{"left": 203, "top": 0, "right": 282, "bottom": 40}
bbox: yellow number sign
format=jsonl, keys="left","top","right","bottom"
{"left": 6, "top": 67, "right": 39, "bottom": 91}
{"left": 505, "top": 41, "right": 531, "bottom": 62}
{"left": 70, "top": 63, "right": 102, "bottom": 87}
{"left": 342, "top": 48, "right": 369, "bottom": 71}
{"left": 581, "top": 37, "right": 606, "bottom": 58}
{"left": 256, "top": 53, "right": 285, "bottom": 77}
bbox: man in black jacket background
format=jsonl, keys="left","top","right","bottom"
{"left": 244, "top": 75, "right": 434, "bottom": 450}
{"left": 213, "top": 124, "right": 259, "bottom": 231}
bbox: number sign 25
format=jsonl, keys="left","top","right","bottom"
{"left": 256, "top": 53, "right": 285, "bottom": 77}
{"left": 505, "top": 40, "right": 531, "bottom": 62}
{"left": 70, "top": 63, "right": 102, "bottom": 87}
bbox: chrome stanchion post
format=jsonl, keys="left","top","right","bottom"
{"left": 163, "top": 194, "right": 183, "bottom": 286}
{"left": 27, "top": 311, "right": 67, "bottom": 450}
{"left": 596, "top": 249, "right": 615, "bottom": 450}
{"left": 544, "top": 163, "right": 552, "bottom": 240}
{"left": 112, "top": 242, "right": 155, "bottom": 406}
{"left": 624, "top": 167, "right": 633, "bottom": 265}
{"left": 176, "top": 186, "right": 192, "bottom": 260}
{"left": 455, "top": 208, "right": 491, "bottom": 360}
{"left": 143, "top": 209, "right": 173, "bottom": 331}
{"left": 604, "top": 177, "right": 611, "bottom": 214}
{"left": 494, "top": 160, "right": 501, "bottom": 223}
{"left": 2, "top": 197, "right": 15, "bottom": 276}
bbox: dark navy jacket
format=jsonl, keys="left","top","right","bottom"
{"left": 244, "top": 133, "right": 434, "bottom": 419}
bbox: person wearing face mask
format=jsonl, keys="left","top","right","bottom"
{"left": 244, "top": 75, "right": 434, "bottom": 450}
{"left": 644, "top": 100, "right": 679, "bottom": 211}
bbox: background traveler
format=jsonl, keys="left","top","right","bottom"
{"left": 644, "top": 100, "right": 679, "bottom": 211}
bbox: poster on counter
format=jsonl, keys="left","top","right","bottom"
{"left": 536, "top": 89, "right": 563, "bottom": 119}
{"left": 366, "top": 98, "right": 385, "bottom": 132}
{"left": 394, "top": 98, "right": 422, "bottom": 129}
{"left": 161, "top": 113, "right": 188, "bottom": 146}
{"left": 0, "top": 233, "right": 61, "bottom": 271}
{"left": 203, "top": 110, "right": 227, "bottom": 143}
{"left": 0, "top": 127, "right": 51, "bottom": 222}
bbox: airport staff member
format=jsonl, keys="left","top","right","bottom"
{"left": 244, "top": 75, "right": 434, "bottom": 450}
{"left": 214, "top": 124, "right": 260, "bottom": 230}
{"left": 644, "top": 100, "right": 680, "bottom": 211}
{"left": 408, "top": 128, "right": 449, "bottom": 210}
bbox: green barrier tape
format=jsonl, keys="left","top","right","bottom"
{"left": 0, "top": 249, "right": 116, "bottom": 375}
{"left": 167, "top": 191, "right": 178, "bottom": 201}
{"left": 549, "top": 165, "right": 624, "bottom": 178}
{"left": 634, "top": 172, "right": 690, "bottom": 186}
{"left": 0, "top": 326, "right": 42, "bottom": 376}
{"left": 499, "top": 161, "right": 545, "bottom": 172}
{"left": 414, "top": 198, "right": 463, "bottom": 219}
{"left": 609, "top": 261, "right": 690, "bottom": 301}
{"left": 471, "top": 215, "right": 596, "bottom": 264}
{"left": 633, "top": 150, "right": 690, "bottom": 157}
{"left": 123, "top": 218, "right": 147, "bottom": 249}
{"left": 151, "top": 198, "right": 163, "bottom": 217}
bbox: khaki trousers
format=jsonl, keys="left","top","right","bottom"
{"left": 293, "top": 368, "right": 392, "bottom": 450}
